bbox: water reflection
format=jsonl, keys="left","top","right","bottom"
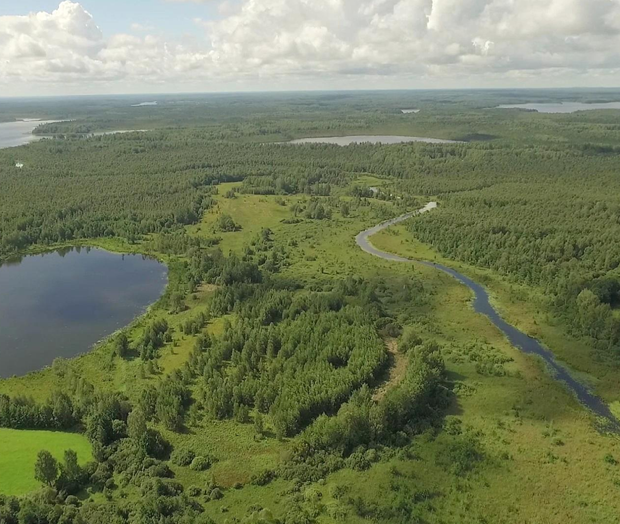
{"left": 0, "top": 247, "right": 167, "bottom": 378}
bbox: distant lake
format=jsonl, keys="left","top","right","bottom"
{"left": 497, "top": 102, "right": 620, "bottom": 113}
{"left": 0, "top": 248, "right": 167, "bottom": 378}
{"left": 0, "top": 120, "right": 57, "bottom": 149}
{"left": 286, "top": 135, "right": 461, "bottom": 145}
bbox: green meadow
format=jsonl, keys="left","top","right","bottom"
{"left": 0, "top": 429, "right": 91, "bottom": 496}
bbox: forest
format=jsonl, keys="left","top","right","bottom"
{"left": 1, "top": 90, "right": 620, "bottom": 523}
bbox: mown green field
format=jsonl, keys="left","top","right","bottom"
{"left": 0, "top": 429, "right": 91, "bottom": 496}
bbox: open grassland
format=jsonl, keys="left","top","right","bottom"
{"left": 188, "top": 182, "right": 304, "bottom": 255}
{"left": 0, "top": 429, "right": 91, "bottom": 496}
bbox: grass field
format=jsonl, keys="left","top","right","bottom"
{"left": 0, "top": 429, "right": 92, "bottom": 496}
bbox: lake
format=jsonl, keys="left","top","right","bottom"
{"left": 287, "top": 135, "right": 461, "bottom": 145}
{"left": 0, "top": 247, "right": 167, "bottom": 378}
{"left": 497, "top": 102, "right": 620, "bottom": 113}
{"left": 0, "top": 120, "right": 58, "bottom": 149}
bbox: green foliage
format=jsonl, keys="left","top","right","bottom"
{"left": 170, "top": 448, "right": 196, "bottom": 467}
{"left": 408, "top": 174, "right": 620, "bottom": 354}
{"left": 189, "top": 455, "right": 214, "bottom": 471}
{"left": 3, "top": 90, "right": 620, "bottom": 523}
{"left": 138, "top": 319, "right": 169, "bottom": 361}
{"left": 217, "top": 214, "right": 241, "bottom": 232}
{"left": 437, "top": 433, "right": 486, "bottom": 476}
{"left": 114, "top": 333, "right": 130, "bottom": 359}
{"left": 193, "top": 285, "right": 387, "bottom": 437}
{"left": 34, "top": 451, "right": 58, "bottom": 487}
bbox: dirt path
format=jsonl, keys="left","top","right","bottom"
{"left": 373, "top": 339, "right": 407, "bottom": 401}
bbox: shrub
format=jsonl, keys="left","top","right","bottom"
{"left": 146, "top": 462, "right": 173, "bottom": 478}
{"left": 65, "top": 495, "right": 80, "bottom": 506}
{"left": 187, "top": 486, "right": 202, "bottom": 497}
{"left": 209, "top": 488, "right": 224, "bottom": 500}
{"left": 398, "top": 330, "right": 423, "bottom": 353}
{"left": 112, "top": 420, "right": 128, "bottom": 439}
{"left": 364, "top": 449, "right": 379, "bottom": 464}
{"left": 104, "top": 478, "right": 116, "bottom": 490}
{"left": 439, "top": 434, "right": 485, "bottom": 476}
{"left": 190, "top": 455, "right": 214, "bottom": 471}
{"left": 444, "top": 417, "right": 463, "bottom": 436}
{"left": 329, "top": 484, "right": 349, "bottom": 500}
{"left": 217, "top": 214, "right": 240, "bottom": 232}
{"left": 250, "top": 469, "right": 277, "bottom": 486}
{"left": 171, "top": 448, "right": 196, "bottom": 467}
{"left": 345, "top": 451, "right": 371, "bottom": 471}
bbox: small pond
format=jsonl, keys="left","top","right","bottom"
{"left": 497, "top": 102, "right": 620, "bottom": 113}
{"left": 0, "top": 247, "right": 167, "bottom": 378}
{"left": 286, "top": 135, "right": 461, "bottom": 145}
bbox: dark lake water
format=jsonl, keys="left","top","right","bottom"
{"left": 497, "top": 102, "right": 620, "bottom": 113}
{"left": 287, "top": 135, "right": 461, "bottom": 145}
{"left": 0, "top": 247, "right": 167, "bottom": 378}
{"left": 357, "top": 208, "right": 620, "bottom": 432}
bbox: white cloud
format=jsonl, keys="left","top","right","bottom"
{"left": 130, "top": 23, "right": 155, "bottom": 32}
{"left": 1, "top": 0, "right": 620, "bottom": 95}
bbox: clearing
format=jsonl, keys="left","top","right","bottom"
{"left": 372, "top": 339, "right": 407, "bottom": 401}
{"left": 0, "top": 428, "right": 92, "bottom": 496}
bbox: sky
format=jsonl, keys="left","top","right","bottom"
{"left": 1, "top": 0, "right": 620, "bottom": 97}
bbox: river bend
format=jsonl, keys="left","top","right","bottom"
{"left": 356, "top": 204, "right": 619, "bottom": 430}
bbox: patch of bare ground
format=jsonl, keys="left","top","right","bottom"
{"left": 373, "top": 339, "right": 407, "bottom": 401}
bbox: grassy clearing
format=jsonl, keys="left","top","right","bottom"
{"left": 163, "top": 419, "right": 283, "bottom": 489}
{"left": 189, "top": 182, "right": 302, "bottom": 254}
{"left": 0, "top": 429, "right": 91, "bottom": 496}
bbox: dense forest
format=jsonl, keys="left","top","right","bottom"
{"left": 1, "top": 90, "right": 620, "bottom": 523}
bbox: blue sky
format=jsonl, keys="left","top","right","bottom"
{"left": 0, "top": 1, "right": 220, "bottom": 38}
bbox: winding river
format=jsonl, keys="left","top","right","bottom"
{"left": 356, "top": 203, "right": 620, "bottom": 430}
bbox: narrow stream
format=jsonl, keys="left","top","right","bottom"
{"left": 356, "top": 204, "right": 620, "bottom": 431}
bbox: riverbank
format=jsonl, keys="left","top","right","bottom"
{"left": 361, "top": 208, "right": 620, "bottom": 423}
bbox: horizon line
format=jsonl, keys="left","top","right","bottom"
{"left": 2, "top": 86, "right": 620, "bottom": 101}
